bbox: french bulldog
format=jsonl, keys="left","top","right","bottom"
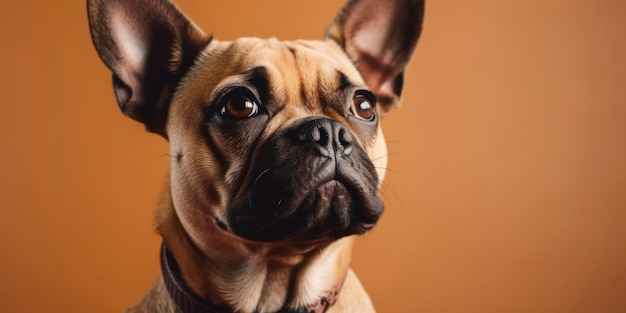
{"left": 87, "top": 0, "right": 424, "bottom": 312}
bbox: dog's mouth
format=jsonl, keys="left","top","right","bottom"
{"left": 228, "top": 176, "right": 383, "bottom": 243}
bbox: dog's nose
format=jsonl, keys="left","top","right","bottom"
{"left": 292, "top": 119, "right": 353, "bottom": 156}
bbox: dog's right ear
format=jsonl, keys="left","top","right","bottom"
{"left": 326, "top": 0, "right": 424, "bottom": 116}
{"left": 87, "top": 0, "right": 210, "bottom": 135}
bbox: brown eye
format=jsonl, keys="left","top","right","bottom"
{"left": 220, "top": 94, "right": 259, "bottom": 119}
{"left": 351, "top": 95, "right": 376, "bottom": 121}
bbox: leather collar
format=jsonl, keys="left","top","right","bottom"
{"left": 160, "top": 243, "right": 346, "bottom": 313}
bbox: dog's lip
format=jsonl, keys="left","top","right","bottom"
{"left": 285, "top": 178, "right": 358, "bottom": 220}
{"left": 357, "top": 222, "right": 376, "bottom": 231}
{"left": 228, "top": 177, "right": 382, "bottom": 243}
{"left": 248, "top": 174, "right": 361, "bottom": 221}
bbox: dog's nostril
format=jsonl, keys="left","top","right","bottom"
{"left": 338, "top": 128, "right": 353, "bottom": 156}
{"left": 297, "top": 129, "right": 307, "bottom": 142}
{"left": 311, "top": 126, "right": 322, "bottom": 143}
{"left": 296, "top": 123, "right": 329, "bottom": 146}
{"left": 317, "top": 126, "right": 330, "bottom": 146}
{"left": 339, "top": 128, "right": 352, "bottom": 145}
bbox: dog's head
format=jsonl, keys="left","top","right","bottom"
{"left": 88, "top": 0, "right": 424, "bottom": 244}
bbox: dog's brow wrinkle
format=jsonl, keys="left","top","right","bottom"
{"left": 244, "top": 66, "right": 271, "bottom": 102}
{"left": 287, "top": 46, "right": 297, "bottom": 57}
{"left": 337, "top": 71, "right": 356, "bottom": 90}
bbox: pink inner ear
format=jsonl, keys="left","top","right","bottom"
{"left": 111, "top": 9, "right": 147, "bottom": 75}
{"left": 343, "top": 1, "right": 404, "bottom": 97}
{"left": 349, "top": 5, "right": 395, "bottom": 66}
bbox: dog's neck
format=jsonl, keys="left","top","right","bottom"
{"left": 156, "top": 185, "right": 353, "bottom": 313}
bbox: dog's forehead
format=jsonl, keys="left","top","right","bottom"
{"left": 216, "top": 37, "right": 361, "bottom": 82}
{"left": 183, "top": 37, "right": 365, "bottom": 99}
{"left": 168, "top": 37, "right": 367, "bottom": 137}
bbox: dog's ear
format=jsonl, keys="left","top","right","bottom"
{"left": 87, "top": 0, "right": 210, "bottom": 135}
{"left": 326, "top": 0, "right": 425, "bottom": 115}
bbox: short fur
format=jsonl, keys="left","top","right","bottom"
{"left": 87, "top": 0, "right": 424, "bottom": 312}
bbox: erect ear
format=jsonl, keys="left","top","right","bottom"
{"left": 326, "top": 0, "right": 425, "bottom": 116}
{"left": 87, "top": 0, "right": 210, "bottom": 135}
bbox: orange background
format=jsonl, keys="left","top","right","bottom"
{"left": 1, "top": 0, "right": 625, "bottom": 312}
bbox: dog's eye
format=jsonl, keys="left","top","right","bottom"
{"left": 220, "top": 94, "right": 259, "bottom": 119}
{"left": 350, "top": 94, "right": 376, "bottom": 121}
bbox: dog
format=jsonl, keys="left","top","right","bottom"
{"left": 88, "top": 0, "right": 424, "bottom": 312}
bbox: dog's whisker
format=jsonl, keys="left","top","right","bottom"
{"left": 252, "top": 168, "right": 271, "bottom": 189}
{"left": 276, "top": 198, "right": 283, "bottom": 210}
{"left": 374, "top": 166, "right": 400, "bottom": 176}
{"left": 379, "top": 180, "right": 403, "bottom": 210}
{"left": 360, "top": 234, "right": 373, "bottom": 246}
{"left": 371, "top": 151, "right": 400, "bottom": 162}
{"left": 348, "top": 212, "right": 362, "bottom": 223}
{"left": 377, "top": 187, "right": 392, "bottom": 203}
{"left": 151, "top": 153, "right": 175, "bottom": 160}
{"left": 248, "top": 168, "right": 272, "bottom": 211}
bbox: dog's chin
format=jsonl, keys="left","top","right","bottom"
{"left": 228, "top": 180, "right": 383, "bottom": 243}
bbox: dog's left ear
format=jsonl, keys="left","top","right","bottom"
{"left": 326, "top": 0, "right": 425, "bottom": 115}
{"left": 87, "top": 0, "right": 210, "bottom": 135}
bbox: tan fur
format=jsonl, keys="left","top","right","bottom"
{"left": 145, "top": 39, "right": 382, "bottom": 313}
{"left": 88, "top": 1, "right": 424, "bottom": 312}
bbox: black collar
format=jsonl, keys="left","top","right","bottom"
{"left": 160, "top": 243, "right": 345, "bottom": 313}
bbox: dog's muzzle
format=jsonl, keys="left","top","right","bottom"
{"left": 228, "top": 118, "right": 384, "bottom": 242}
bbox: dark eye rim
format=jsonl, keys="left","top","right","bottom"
{"left": 350, "top": 90, "right": 377, "bottom": 122}
{"left": 214, "top": 87, "right": 262, "bottom": 120}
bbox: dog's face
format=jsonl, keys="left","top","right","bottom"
{"left": 88, "top": 0, "right": 423, "bottom": 245}
{"left": 168, "top": 39, "right": 385, "bottom": 243}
